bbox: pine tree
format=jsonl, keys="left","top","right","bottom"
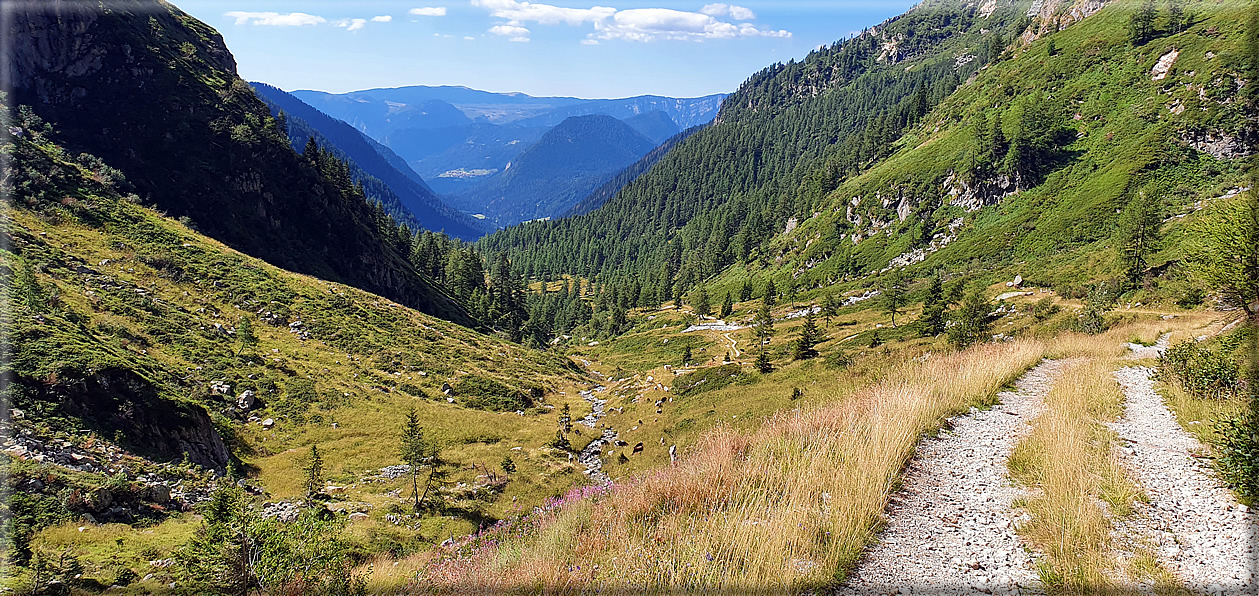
{"left": 947, "top": 289, "right": 994, "bottom": 349}
{"left": 879, "top": 269, "right": 909, "bottom": 328}
{"left": 303, "top": 444, "right": 324, "bottom": 502}
{"left": 1117, "top": 192, "right": 1163, "bottom": 286}
{"left": 739, "top": 279, "right": 754, "bottom": 302}
{"left": 755, "top": 299, "right": 775, "bottom": 348}
{"left": 399, "top": 409, "right": 429, "bottom": 511}
{"left": 692, "top": 285, "right": 712, "bottom": 318}
{"left": 763, "top": 280, "right": 778, "bottom": 307}
{"left": 1129, "top": 0, "right": 1157, "bottom": 45}
{"left": 1167, "top": 0, "right": 1185, "bottom": 35}
{"left": 820, "top": 293, "right": 840, "bottom": 328}
{"left": 719, "top": 291, "right": 734, "bottom": 319}
{"left": 681, "top": 345, "right": 693, "bottom": 366}
{"left": 501, "top": 455, "right": 516, "bottom": 475}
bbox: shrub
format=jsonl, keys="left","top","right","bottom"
{"left": 673, "top": 364, "right": 743, "bottom": 397}
{"left": 1031, "top": 297, "right": 1061, "bottom": 321}
{"left": 455, "top": 376, "right": 533, "bottom": 412}
{"left": 1215, "top": 404, "right": 1259, "bottom": 502}
{"left": 1159, "top": 340, "right": 1242, "bottom": 400}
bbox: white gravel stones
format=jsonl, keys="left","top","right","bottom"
{"left": 1111, "top": 364, "right": 1256, "bottom": 594}
{"left": 839, "top": 359, "right": 1073, "bottom": 595}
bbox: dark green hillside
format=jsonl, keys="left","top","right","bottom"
{"left": 452, "top": 114, "right": 658, "bottom": 227}
{"left": 9, "top": 0, "right": 469, "bottom": 323}
{"left": 563, "top": 125, "right": 702, "bottom": 218}
{"left": 480, "top": 0, "right": 1030, "bottom": 286}
{"left": 250, "top": 83, "right": 487, "bottom": 240}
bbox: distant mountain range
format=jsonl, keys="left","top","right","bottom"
{"left": 291, "top": 86, "right": 726, "bottom": 220}
{"left": 250, "top": 83, "right": 486, "bottom": 240}
{"left": 447, "top": 114, "right": 659, "bottom": 227}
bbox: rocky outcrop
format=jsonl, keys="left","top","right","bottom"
{"left": 20, "top": 367, "right": 230, "bottom": 471}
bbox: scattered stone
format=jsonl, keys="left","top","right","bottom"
{"left": 261, "top": 418, "right": 274, "bottom": 428}
{"left": 236, "top": 390, "right": 256, "bottom": 410}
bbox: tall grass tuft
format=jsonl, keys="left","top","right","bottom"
{"left": 1007, "top": 359, "right": 1138, "bottom": 592}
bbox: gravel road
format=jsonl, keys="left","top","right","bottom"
{"left": 838, "top": 359, "right": 1074, "bottom": 595}
{"left": 1111, "top": 363, "right": 1256, "bottom": 594}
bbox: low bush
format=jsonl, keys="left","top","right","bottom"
{"left": 1159, "top": 340, "right": 1242, "bottom": 400}
{"left": 673, "top": 364, "right": 744, "bottom": 397}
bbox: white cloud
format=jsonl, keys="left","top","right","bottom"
{"left": 473, "top": 0, "right": 614, "bottom": 26}
{"left": 335, "top": 18, "right": 368, "bottom": 31}
{"left": 409, "top": 7, "right": 448, "bottom": 16}
{"left": 700, "top": 3, "right": 755, "bottom": 21}
{"left": 472, "top": 1, "right": 788, "bottom": 43}
{"left": 464, "top": 35, "right": 477, "bottom": 40}
{"left": 371, "top": 15, "right": 393, "bottom": 22}
{"left": 225, "top": 11, "right": 326, "bottom": 27}
{"left": 489, "top": 24, "right": 531, "bottom": 41}
{"left": 580, "top": 38, "right": 599, "bottom": 45}
{"left": 592, "top": 7, "right": 789, "bottom": 42}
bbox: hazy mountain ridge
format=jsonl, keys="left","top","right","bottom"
{"left": 449, "top": 114, "right": 658, "bottom": 227}
{"left": 250, "top": 82, "right": 487, "bottom": 240}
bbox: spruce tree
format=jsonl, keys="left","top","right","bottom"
{"left": 303, "top": 444, "right": 324, "bottom": 502}
{"left": 793, "top": 308, "right": 821, "bottom": 360}
{"left": 692, "top": 285, "right": 712, "bottom": 318}
{"left": 739, "top": 279, "right": 754, "bottom": 302}
{"left": 821, "top": 293, "right": 840, "bottom": 329}
{"left": 681, "top": 345, "right": 693, "bottom": 366}
{"left": 879, "top": 269, "right": 909, "bottom": 328}
{"left": 399, "top": 409, "right": 428, "bottom": 511}
{"left": 755, "top": 350, "right": 773, "bottom": 374}
{"left": 920, "top": 273, "right": 947, "bottom": 336}
{"left": 720, "top": 291, "right": 734, "bottom": 319}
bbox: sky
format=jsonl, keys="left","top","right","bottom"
{"left": 174, "top": 1, "right": 919, "bottom": 99}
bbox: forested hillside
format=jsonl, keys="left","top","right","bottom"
{"left": 250, "top": 83, "right": 487, "bottom": 240}
{"left": 9, "top": 0, "right": 475, "bottom": 324}
{"left": 480, "top": 0, "right": 1028, "bottom": 292}
{"left": 482, "top": 0, "right": 1255, "bottom": 320}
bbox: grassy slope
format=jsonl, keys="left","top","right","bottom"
{"left": 721, "top": 0, "right": 1252, "bottom": 305}
{"left": 2, "top": 129, "right": 602, "bottom": 588}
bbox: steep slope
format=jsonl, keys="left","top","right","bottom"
{"left": 623, "top": 110, "right": 681, "bottom": 144}
{"left": 752, "top": 0, "right": 1255, "bottom": 295}
{"left": 10, "top": 0, "right": 471, "bottom": 323}
{"left": 1, "top": 111, "right": 590, "bottom": 581}
{"left": 564, "top": 125, "right": 702, "bottom": 218}
{"left": 450, "top": 115, "right": 658, "bottom": 227}
{"left": 250, "top": 83, "right": 487, "bottom": 240}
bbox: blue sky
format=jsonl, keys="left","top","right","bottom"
{"left": 175, "top": 1, "right": 918, "bottom": 99}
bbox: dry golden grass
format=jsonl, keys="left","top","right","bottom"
{"left": 365, "top": 340, "right": 1048, "bottom": 594}
{"left": 1008, "top": 358, "right": 1138, "bottom": 592}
